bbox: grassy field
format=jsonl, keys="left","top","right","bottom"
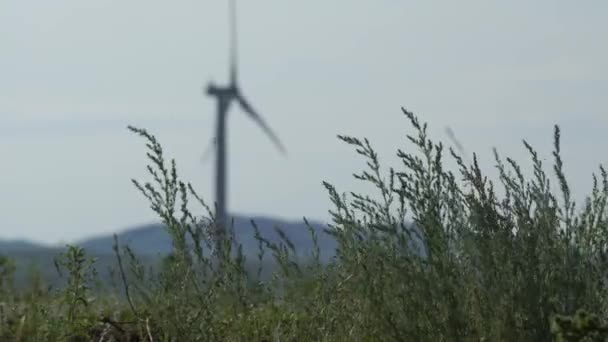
{"left": 1, "top": 108, "right": 608, "bottom": 341}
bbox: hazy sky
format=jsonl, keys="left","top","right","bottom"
{"left": 1, "top": 1, "right": 607, "bottom": 245}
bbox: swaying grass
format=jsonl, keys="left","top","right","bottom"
{"left": 1, "top": 107, "right": 608, "bottom": 341}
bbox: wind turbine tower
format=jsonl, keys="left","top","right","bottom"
{"left": 205, "top": 0, "right": 286, "bottom": 243}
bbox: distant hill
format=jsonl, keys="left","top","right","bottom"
{"left": 0, "top": 215, "right": 426, "bottom": 290}
{"left": 76, "top": 215, "right": 338, "bottom": 262}
{"left": 0, "top": 239, "right": 54, "bottom": 253}
{"left": 0, "top": 215, "right": 339, "bottom": 289}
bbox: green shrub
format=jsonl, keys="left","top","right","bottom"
{"left": 1, "top": 107, "right": 608, "bottom": 341}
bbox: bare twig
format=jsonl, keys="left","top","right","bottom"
{"left": 146, "top": 317, "right": 154, "bottom": 342}
{"left": 112, "top": 234, "right": 139, "bottom": 317}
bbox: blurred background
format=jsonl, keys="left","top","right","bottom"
{"left": 1, "top": 0, "right": 607, "bottom": 246}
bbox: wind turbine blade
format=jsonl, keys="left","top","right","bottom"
{"left": 235, "top": 93, "right": 287, "bottom": 156}
{"left": 229, "top": 0, "right": 238, "bottom": 86}
{"left": 445, "top": 126, "right": 464, "bottom": 154}
{"left": 445, "top": 126, "right": 471, "bottom": 164}
{"left": 200, "top": 136, "right": 217, "bottom": 164}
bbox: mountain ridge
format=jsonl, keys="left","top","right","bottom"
{"left": 1, "top": 214, "right": 338, "bottom": 260}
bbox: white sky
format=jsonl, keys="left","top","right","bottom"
{"left": 1, "top": 1, "right": 607, "bottom": 245}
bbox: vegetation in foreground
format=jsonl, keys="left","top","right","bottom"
{"left": 1, "top": 108, "right": 608, "bottom": 341}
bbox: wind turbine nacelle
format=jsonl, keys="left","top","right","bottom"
{"left": 206, "top": 83, "right": 238, "bottom": 98}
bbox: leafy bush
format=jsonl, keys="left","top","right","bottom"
{"left": 1, "top": 107, "right": 607, "bottom": 341}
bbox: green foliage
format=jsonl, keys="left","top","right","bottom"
{"left": 1, "top": 108, "right": 608, "bottom": 340}
{"left": 51, "top": 245, "right": 99, "bottom": 337}
{"left": 551, "top": 309, "right": 608, "bottom": 341}
{"left": 0, "top": 255, "right": 16, "bottom": 300}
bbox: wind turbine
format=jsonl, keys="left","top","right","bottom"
{"left": 205, "top": 0, "right": 287, "bottom": 243}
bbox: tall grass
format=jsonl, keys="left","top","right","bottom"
{"left": 0, "top": 108, "right": 607, "bottom": 341}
